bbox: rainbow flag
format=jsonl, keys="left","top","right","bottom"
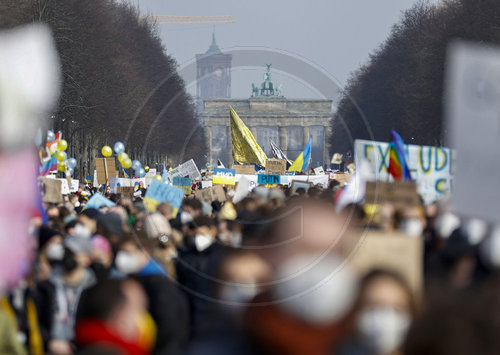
{"left": 39, "top": 131, "right": 61, "bottom": 176}
{"left": 388, "top": 129, "right": 412, "bottom": 181}
{"left": 122, "top": 168, "right": 130, "bottom": 178}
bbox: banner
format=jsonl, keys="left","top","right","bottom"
{"left": 213, "top": 168, "right": 236, "bottom": 185}
{"left": 354, "top": 139, "right": 453, "bottom": 204}
{"left": 167, "top": 159, "right": 201, "bottom": 182}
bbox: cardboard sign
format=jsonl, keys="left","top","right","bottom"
{"left": 194, "top": 185, "right": 227, "bottom": 203}
{"left": 117, "top": 186, "right": 135, "bottom": 195}
{"left": 173, "top": 177, "right": 191, "bottom": 187}
{"left": 445, "top": 41, "right": 500, "bottom": 222}
{"left": 330, "top": 172, "right": 351, "bottom": 186}
{"left": 364, "top": 181, "right": 419, "bottom": 209}
{"left": 95, "top": 157, "right": 116, "bottom": 185}
{"left": 348, "top": 231, "right": 423, "bottom": 294}
{"left": 145, "top": 179, "right": 184, "bottom": 208}
{"left": 167, "top": 159, "right": 201, "bottom": 182}
{"left": 231, "top": 164, "right": 255, "bottom": 175}
{"left": 39, "top": 177, "right": 62, "bottom": 203}
{"left": 213, "top": 168, "right": 236, "bottom": 185}
{"left": 355, "top": 139, "right": 453, "bottom": 204}
{"left": 265, "top": 159, "right": 286, "bottom": 175}
{"left": 258, "top": 174, "right": 280, "bottom": 185}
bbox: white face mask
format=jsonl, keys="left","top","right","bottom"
{"left": 401, "top": 219, "right": 424, "bottom": 238}
{"left": 195, "top": 233, "right": 213, "bottom": 252}
{"left": 273, "top": 253, "right": 358, "bottom": 324}
{"left": 357, "top": 307, "right": 411, "bottom": 355}
{"left": 74, "top": 201, "right": 80, "bottom": 208}
{"left": 463, "top": 218, "right": 488, "bottom": 245}
{"left": 434, "top": 212, "right": 460, "bottom": 239}
{"left": 46, "top": 242, "right": 64, "bottom": 261}
{"left": 115, "top": 251, "right": 142, "bottom": 275}
{"left": 73, "top": 223, "right": 91, "bottom": 239}
{"left": 180, "top": 211, "right": 193, "bottom": 224}
{"left": 479, "top": 225, "right": 500, "bottom": 268}
{"left": 231, "top": 232, "right": 242, "bottom": 247}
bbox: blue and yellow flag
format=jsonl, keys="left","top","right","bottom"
{"left": 288, "top": 135, "right": 312, "bottom": 172}
{"left": 230, "top": 107, "right": 267, "bottom": 166}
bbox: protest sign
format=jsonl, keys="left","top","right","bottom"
{"left": 173, "top": 177, "right": 191, "bottom": 187}
{"left": 231, "top": 164, "right": 255, "bottom": 175}
{"left": 167, "top": 159, "right": 201, "bottom": 182}
{"left": 364, "top": 181, "right": 419, "bottom": 209}
{"left": 39, "top": 177, "right": 62, "bottom": 203}
{"left": 95, "top": 157, "right": 116, "bottom": 185}
{"left": 201, "top": 180, "right": 213, "bottom": 189}
{"left": 290, "top": 180, "right": 313, "bottom": 194}
{"left": 86, "top": 192, "right": 116, "bottom": 209}
{"left": 348, "top": 231, "right": 423, "bottom": 294}
{"left": 59, "top": 178, "right": 70, "bottom": 195}
{"left": 194, "top": 185, "right": 226, "bottom": 203}
{"left": 265, "top": 159, "right": 286, "bottom": 175}
{"left": 117, "top": 186, "right": 135, "bottom": 195}
{"left": 330, "top": 172, "right": 351, "bottom": 186}
{"left": 213, "top": 168, "right": 236, "bottom": 185}
{"left": 145, "top": 179, "right": 184, "bottom": 209}
{"left": 145, "top": 169, "right": 156, "bottom": 178}
{"left": 313, "top": 166, "right": 325, "bottom": 175}
{"left": 258, "top": 174, "right": 280, "bottom": 185}
{"left": 354, "top": 139, "right": 453, "bottom": 204}
{"left": 445, "top": 41, "right": 500, "bottom": 222}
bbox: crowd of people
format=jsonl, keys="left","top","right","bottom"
{"left": 4, "top": 178, "right": 500, "bottom": 355}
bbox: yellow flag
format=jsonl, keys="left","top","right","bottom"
{"left": 230, "top": 106, "right": 267, "bottom": 166}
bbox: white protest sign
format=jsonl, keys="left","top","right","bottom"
{"left": 167, "top": 159, "right": 201, "bottom": 182}
{"left": 445, "top": 41, "right": 500, "bottom": 221}
{"left": 145, "top": 168, "right": 156, "bottom": 178}
{"left": 201, "top": 180, "right": 213, "bottom": 189}
{"left": 57, "top": 178, "right": 70, "bottom": 195}
{"left": 354, "top": 139, "right": 453, "bottom": 204}
{"left": 233, "top": 174, "right": 329, "bottom": 190}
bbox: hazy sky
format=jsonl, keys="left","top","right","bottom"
{"left": 129, "top": 0, "right": 439, "bottom": 100}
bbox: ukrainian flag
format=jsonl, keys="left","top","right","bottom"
{"left": 288, "top": 136, "right": 312, "bottom": 172}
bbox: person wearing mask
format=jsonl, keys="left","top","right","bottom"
{"left": 36, "top": 235, "right": 97, "bottom": 354}
{"left": 176, "top": 216, "right": 227, "bottom": 334}
{"left": 337, "top": 269, "right": 416, "bottom": 355}
{"left": 115, "top": 235, "right": 189, "bottom": 354}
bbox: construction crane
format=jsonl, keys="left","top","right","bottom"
{"left": 141, "top": 15, "right": 235, "bottom": 25}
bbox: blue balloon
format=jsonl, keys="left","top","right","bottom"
{"left": 136, "top": 168, "right": 146, "bottom": 178}
{"left": 47, "top": 130, "right": 55, "bottom": 142}
{"left": 132, "top": 160, "right": 142, "bottom": 171}
{"left": 114, "top": 141, "right": 125, "bottom": 155}
{"left": 67, "top": 158, "right": 77, "bottom": 169}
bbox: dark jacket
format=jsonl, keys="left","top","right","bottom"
{"left": 132, "top": 260, "right": 190, "bottom": 355}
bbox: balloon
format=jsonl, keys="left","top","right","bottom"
{"left": 114, "top": 141, "right": 125, "bottom": 155}
{"left": 58, "top": 139, "right": 68, "bottom": 151}
{"left": 122, "top": 158, "right": 132, "bottom": 169}
{"left": 118, "top": 153, "right": 129, "bottom": 163}
{"left": 47, "top": 130, "right": 55, "bottom": 142}
{"left": 154, "top": 175, "right": 162, "bottom": 181}
{"left": 144, "top": 165, "right": 150, "bottom": 173}
{"left": 132, "top": 160, "right": 142, "bottom": 171}
{"left": 57, "top": 162, "right": 66, "bottom": 172}
{"left": 56, "top": 151, "right": 67, "bottom": 162}
{"left": 67, "top": 157, "right": 77, "bottom": 169}
{"left": 136, "top": 168, "right": 146, "bottom": 178}
{"left": 101, "top": 146, "right": 112, "bottom": 157}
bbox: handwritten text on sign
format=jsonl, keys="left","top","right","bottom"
{"left": 354, "top": 139, "right": 454, "bottom": 204}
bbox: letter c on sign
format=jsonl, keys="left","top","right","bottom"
{"left": 435, "top": 178, "right": 448, "bottom": 194}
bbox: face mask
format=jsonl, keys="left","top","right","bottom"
{"left": 231, "top": 232, "right": 242, "bottom": 247}
{"left": 73, "top": 223, "right": 91, "bottom": 239}
{"left": 463, "top": 218, "right": 488, "bottom": 245}
{"left": 401, "top": 219, "right": 424, "bottom": 238}
{"left": 434, "top": 212, "right": 460, "bottom": 239}
{"left": 195, "top": 234, "right": 213, "bottom": 252}
{"left": 357, "top": 307, "right": 411, "bottom": 355}
{"left": 46, "top": 243, "right": 64, "bottom": 261}
{"left": 180, "top": 211, "right": 193, "bottom": 224}
{"left": 479, "top": 226, "right": 500, "bottom": 268}
{"left": 74, "top": 201, "right": 80, "bottom": 208}
{"left": 219, "top": 283, "right": 259, "bottom": 305}
{"left": 115, "top": 251, "right": 142, "bottom": 275}
{"left": 273, "top": 253, "right": 358, "bottom": 324}
{"left": 62, "top": 251, "right": 78, "bottom": 273}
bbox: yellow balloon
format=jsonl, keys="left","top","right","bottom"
{"left": 102, "top": 146, "right": 112, "bottom": 157}
{"left": 58, "top": 139, "right": 68, "bottom": 151}
{"left": 122, "top": 158, "right": 132, "bottom": 169}
{"left": 57, "top": 162, "right": 66, "bottom": 172}
{"left": 118, "top": 152, "right": 129, "bottom": 163}
{"left": 56, "top": 151, "right": 66, "bottom": 162}
{"left": 144, "top": 165, "right": 150, "bottom": 173}
{"left": 154, "top": 175, "right": 162, "bottom": 181}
